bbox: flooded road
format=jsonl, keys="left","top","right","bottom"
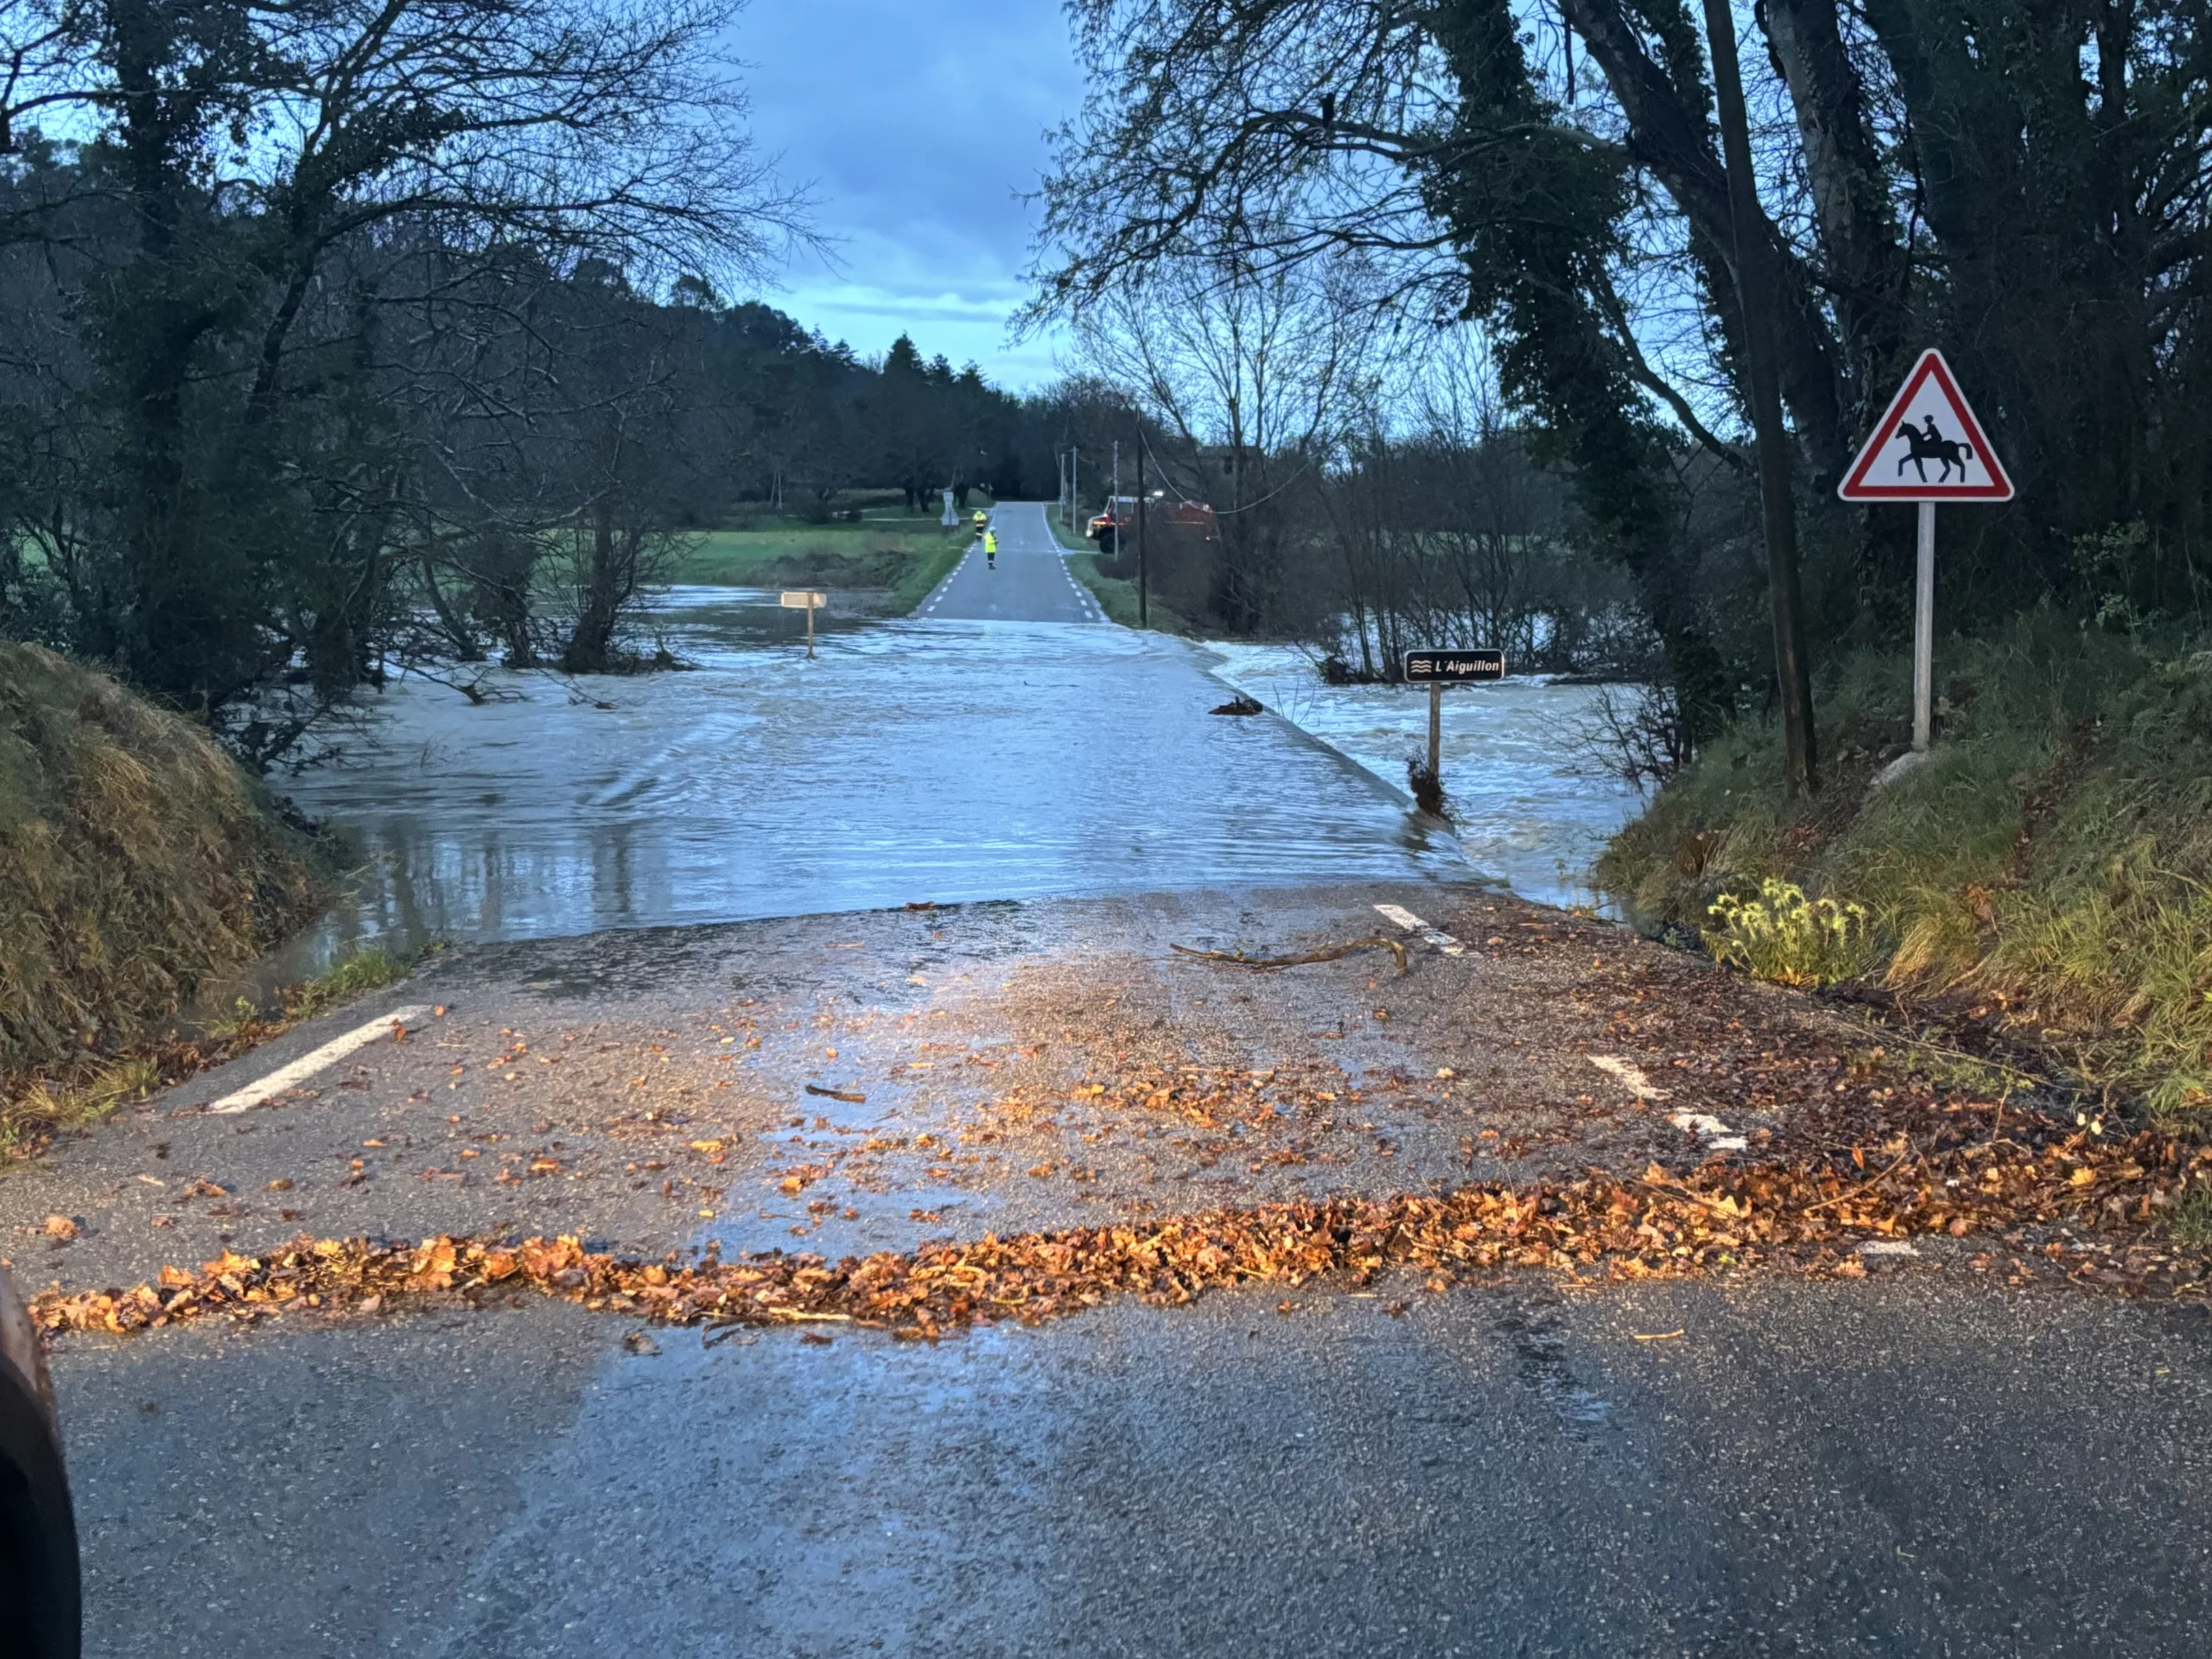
{"left": 279, "top": 503, "right": 1628, "bottom": 953}
{"left": 1204, "top": 643, "right": 1641, "bottom": 907}
{"left": 284, "top": 598, "right": 1455, "bottom": 952}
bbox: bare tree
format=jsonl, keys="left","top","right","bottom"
{"left": 1073, "top": 249, "right": 1382, "bottom": 631}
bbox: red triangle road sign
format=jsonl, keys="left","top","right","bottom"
{"left": 1837, "top": 349, "right": 2013, "bottom": 501}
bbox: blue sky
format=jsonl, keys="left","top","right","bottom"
{"left": 729, "top": 0, "right": 1086, "bottom": 391}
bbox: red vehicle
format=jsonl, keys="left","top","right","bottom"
{"left": 1087, "top": 497, "right": 1215, "bottom": 551}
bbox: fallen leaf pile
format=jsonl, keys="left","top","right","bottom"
{"left": 34, "top": 1103, "right": 2212, "bottom": 1342}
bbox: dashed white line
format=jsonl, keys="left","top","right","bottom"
{"left": 1372, "top": 902, "right": 1465, "bottom": 957}
{"left": 1588, "top": 1054, "right": 1669, "bottom": 1099}
{"left": 1857, "top": 1240, "right": 1919, "bottom": 1257}
{"left": 208, "top": 1006, "right": 433, "bottom": 1114}
{"left": 1587, "top": 1056, "right": 1745, "bottom": 1150}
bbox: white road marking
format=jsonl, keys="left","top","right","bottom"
{"left": 1590, "top": 1058, "right": 1745, "bottom": 1149}
{"left": 1857, "top": 1240, "right": 1920, "bottom": 1257}
{"left": 1588, "top": 1055, "right": 1670, "bottom": 1099}
{"left": 1372, "top": 902, "right": 1465, "bottom": 956}
{"left": 208, "top": 1005, "right": 433, "bottom": 1114}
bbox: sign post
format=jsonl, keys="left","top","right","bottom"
{"left": 779, "top": 589, "right": 826, "bottom": 659}
{"left": 1838, "top": 349, "right": 2012, "bottom": 756}
{"left": 1402, "top": 650, "right": 1506, "bottom": 796}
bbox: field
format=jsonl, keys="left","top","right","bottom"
{"left": 669, "top": 503, "right": 983, "bottom": 615}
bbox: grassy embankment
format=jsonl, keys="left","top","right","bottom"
{"left": 1044, "top": 511, "right": 1200, "bottom": 635}
{"left": 1598, "top": 610, "right": 2212, "bottom": 1116}
{"left": 0, "top": 644, "right": 411, "bottom": 1154}
{"left": 668, "top": 499, "right": 982, "bottom": 615}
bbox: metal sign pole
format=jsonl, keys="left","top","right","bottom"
{"left": 1835, "top": 349, "right": 2011, "bottom": 768}
{"left": 1913, "top": 501, "right": 1935, "bottom": 751}
{"left": 1135, "top": 433, "right": 1148, "bottom": 627}
{"left": 1427, "top": 683, "right": 1442, "bottom": 784}
{"left": 806, "top": 598, "right": 816, "bottom": 660}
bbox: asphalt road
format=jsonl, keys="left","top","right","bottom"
{"left": 914, "top": 501, "right": 1105, "bottom": 625}
{"left": 54, "top": 1269, "right": 2212, "bottom": 1657}
{"left": 14, "top": 888, "right": 2212, "bottom": 1655}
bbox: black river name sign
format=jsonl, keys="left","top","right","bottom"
{"left": 1402, "top": 649, "right": 1505, "bottom": 683}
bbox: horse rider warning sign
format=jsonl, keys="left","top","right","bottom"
{"left": 1838, "top": 349, "right": 2012, "bottom": 501}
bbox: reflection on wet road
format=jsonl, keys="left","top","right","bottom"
{"left": 284, "top": 583, "right": 1458, "bottom": 950}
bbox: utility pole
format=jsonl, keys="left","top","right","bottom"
{"left": 1112, "top": 440, "right": 1120, "bottom": 523}
{"left": 1700, "top": 0, "right": 1817, "bottom": 796}
{"left": 1071, "top": 446, "right": 1079, "bottom": 531}
{"left": 1135, "top": 428, "right": 1148, "bottom": 627}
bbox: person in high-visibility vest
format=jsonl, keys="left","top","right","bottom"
{"left": 972, "top": 510, "right": 988, "bottom": 536}
{"left": 983, "top": 530, "right": 998, "bottom": 569}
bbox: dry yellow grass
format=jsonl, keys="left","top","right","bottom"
{"left": 0, "top": 643, "right": 318, "bottom": 1090}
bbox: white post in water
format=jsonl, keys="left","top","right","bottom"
{"left": 1913, "top": 500, "right": 1936, "bottom": 752}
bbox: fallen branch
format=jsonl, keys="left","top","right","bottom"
{"left": 1799, "top": 1144, "right": 1918, "bottom": 1213}
{"left": 1171, "top": 936, "right": 1409, "bottom": 973}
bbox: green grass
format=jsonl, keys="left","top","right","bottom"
{"left": 886, "top": 543, "right": 966, "bottom": 614}
{"left": 1046, "top": 509, "right": 1202, "bottom": 635}
{"left": 2168, "top": 1183, "right": 2212, "bottom": 1247}
{"left": 1597, "top": 607, "right": 2212, "bottom": 1114}
{"left": 669, "top": 515, "right": 976, "bottom": 607}
{"left": 1044, "top": 510, "right": 1092, "bottom": 553}
{"left": 1065, "top": 553, "right": 1198, "bottom": 636}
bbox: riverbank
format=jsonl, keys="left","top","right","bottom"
{"left": 1599, "top": 610, "right": 2212, "bottom": 1117}
{"left": 0, "top": 645, "right": 323, "bottom": 1151}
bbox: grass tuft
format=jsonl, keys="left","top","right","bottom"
{"left": 2165, "top": 1182, "right": 2212, "bottom": 1249}
{"left": 1704, "top": 878, "right": 1871, "bottom": 988}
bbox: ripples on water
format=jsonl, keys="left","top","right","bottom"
{"left": 1201, "top": 642, "right": 1643, "bottom": 909}
{"left": 281, "top": 588, "right": 1471, "bottom": 952}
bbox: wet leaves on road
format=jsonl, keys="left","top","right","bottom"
{"left": 34, "top": 1101, "right": 2212, "bottom": 1343}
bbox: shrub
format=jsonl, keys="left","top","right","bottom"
{"left": 1705, "top": 878, "right": 1871, "bottom": 988}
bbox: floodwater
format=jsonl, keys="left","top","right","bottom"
{"left": 1204, "top": 642, "right": 1643, "bottom": 906}
{"left": 276, "top": 588, "right": 1637, "bottom": 959}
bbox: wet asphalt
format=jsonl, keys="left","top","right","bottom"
{"left": 19, "top": 887, "right": 2212, "bottom": 1656}
{"left": 918, "top": 504, "right": 1104, "bottom": 625}
{"left": 54, "top": 1269, "right": 2212, "bottom": 1656}
{"left": 14, "top": 506, "right": 2212, "bottom": 1655}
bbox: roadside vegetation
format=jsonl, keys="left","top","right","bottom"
{"left": 0, "top": 644, "right": 328, "bottom": 1147}
{"left": 1065, "top": 552, "right": 1199, "bottom": 635}
{"left": 3, "top": 931, "right": 416, "bottom": 1160}
{"left": 1599, "top": 613, "right": 2212, "bottom": 1116}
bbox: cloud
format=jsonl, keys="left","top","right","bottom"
{"left": 724, "top": 0, "right": 1084, "bottom": 389}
